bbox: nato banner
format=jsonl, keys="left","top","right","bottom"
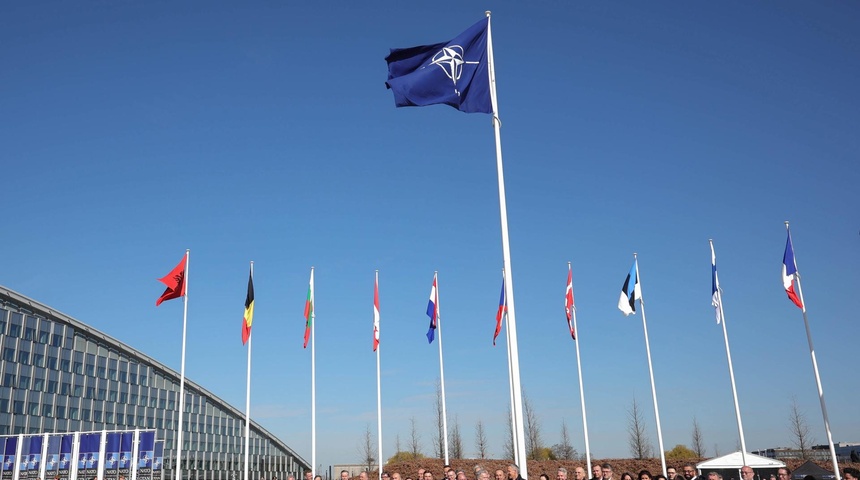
{"left": 385, "top": 17, "right": 491, "bottom": 113}
{"left": 136, "top": 431, "right": 155, "bottom": 480}
{"left": 1, "top": 437, "right": 16, "bottom": 480}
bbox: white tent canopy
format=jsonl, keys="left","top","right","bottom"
{"left": 697, "top": 451, "right": 787, "bottom": 470}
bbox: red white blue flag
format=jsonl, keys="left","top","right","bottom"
{"left": 493, "top": 275, "right": 507, "bottom": 345}
{"left": 426, "top": 273, "right": 438, "bottom": 343}
{"left": 565, "top": 265, "right": 576, "bottom": 340}
{"left": 782, "top": 232, "right": 803, "bottom": 309}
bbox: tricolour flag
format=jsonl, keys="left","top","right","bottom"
{"left": 565, "top": 265, "right": 576, "bottom": 339}
{"left": 155, "top": 255, "right": 186, "bottom": 306}
{"left": 385, "top": 17, "right": 491, "bottom": 114}
{"left": 426, "top": 273, "right": 438, "bottom": 344}
{"left": 241, "top": 268, "right": 255, "bottom": 345}
{"left": 618, "top": 259, "right": 641, "bottom": 316}
{"left": 493, "top": 275, "right": 507, "bottom": 346}
{"left": 303, "top": 269, "right": 314, "bottom": 349}
{"left": 373, "top": 275, "right": 380, "bottom": 352}
{"left": 782, "top": 232, "right": 803, "bottom": 309}
{"left": 710, "top": 242, "right": 723, "bottom": 324}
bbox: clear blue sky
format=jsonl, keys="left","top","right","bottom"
{"left": 2, "top": 0, "right": 858, "bottom": 471}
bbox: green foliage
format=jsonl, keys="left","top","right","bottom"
{"left": 387, "top": 451, "right": 426, "bottom": 464}
{"left": 665, "top": 444, "right": 698, "bottom": 460}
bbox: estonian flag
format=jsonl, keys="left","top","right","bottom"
{"left": 618, "top": 259, "right": 641, "bottom": 316}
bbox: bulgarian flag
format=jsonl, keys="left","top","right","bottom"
{"left": 303, "top": 268, "right": 314, "bottom": 348}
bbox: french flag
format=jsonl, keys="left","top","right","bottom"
{"left": 782, "top": 232, "right": 804, "bottom": 309}
{"left": 426, "top": 273, "right": 438, "bottom": 343}
{"left": 493, "top": 276, "right": 507, "bottom": 345}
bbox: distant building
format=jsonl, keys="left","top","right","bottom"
{"left": 752, "top": 442, "right": 860, "bottom": 462}
{"left": 0, "top": 286, "right": 310, "bottom": 480}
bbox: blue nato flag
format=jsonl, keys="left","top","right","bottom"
{"left": 385, "top": 17, "right": 492, "bottom": 114}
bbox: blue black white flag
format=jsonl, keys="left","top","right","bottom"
{"left": 385, "top": 17, "right": 491, "bottom": 113}
{"left": 618, "top": 259, "right": 641, "bottom": 316}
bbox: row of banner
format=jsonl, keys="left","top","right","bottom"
{"left": 1, "top": 430, "right": 163, "bottom": 480}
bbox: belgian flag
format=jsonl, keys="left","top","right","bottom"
{"left": 241, "top": 267, "right": 255, "bottom": 345}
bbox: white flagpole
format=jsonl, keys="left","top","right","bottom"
{"left": 569, "top": 262, "right": 592, "bottom": 475}
{"left": 244, "top": 262, "right": 253, "bottom": 480}
{"left": 310, "top": 267, "right": 316, "bottom": 478}
{"left": 485, "top": 11, "right": 527, "bottom": 476}
{"left": 175, "top": 250, "right": 189, "bottom": 480}
{"left": 709, "top": 240, "right": 748, "bottom": 465}
{"left": 501, "top": 269, "right": 519, "bottom": 465}
{"left": 375, "top": 270, "right": 383, "bottom": 480}
{"left": 435, "top": 272, "right": 450, "bottom": 464}
{"left": 634, "top": 254, "right": 666, "bottom": 476}
{"left": 785, "top": 222, "right": 841, "bottom": 480}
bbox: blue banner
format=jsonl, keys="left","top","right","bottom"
{"left": 45, "top": 435, "right": 61, "bottom": 480}
{"left": 136, "top": 432, "right": 154, "bottom": 480}
{"left": 78, "top": 433, "right": 101, "bottom": 479}
{"left": 57, "top": 435, "right": 73, "bottom": 480}
{"left": 152, "top": 441, "right": 163, "bottom": 479}
{"left": 1, "top": 437, "right": 15, "bottom": 480}
{"left": 104, "top": 433, "right": 120, "bottom": 480}
{"left": 23, "top": 436, "right": 43, "bottom": 480}
{"left": 118, "top": 433, "right": 133, "bottom": 477}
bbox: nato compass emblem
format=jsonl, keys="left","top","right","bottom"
{"left": 430, "top": 45, "right": 479, "bottom": 97}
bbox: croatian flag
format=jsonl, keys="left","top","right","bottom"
{"left": 373, "top": 275, "right": 380, "bottom": 352}
{"left": 426, "top": 273, "right": 438, "bottom": 343}
{"left": 782, "top": 232, "right": 804, "bottom": 309}
{"left": 493, "top": 276, "right": 507, "bottom": 345}
{"left": 565, "top": 265, "right": 576, "bottom": 340}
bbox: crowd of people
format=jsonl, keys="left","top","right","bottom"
{"left": 319, "top": 462, "right": 859, "bottom": 480}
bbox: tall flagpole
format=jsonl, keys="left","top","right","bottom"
{"left": 634, "top": 254, "right": 666, "bottom": 476}
{"left": 310, "top": 267, "right": 316, "bottom": 478}
{"left": 709, "top": 241, "right": 747, "bottom": 465}
{"left": 569, "top": 262, "right": 592, "bottom": 475}
{"left": 435, "top": 272, "right": 450, "bottom": 464}
{"left": 375, "top": 270, "right": 383, "bottom": 480}
{"left": 244, "top": 262, "right": 253, "bottom": 480}
{"left": 175, "top": 250, "right": 190, "bottom": 480}
{"left": 486, "top": 11, "right": 527, "bottom": 476}
{"left": 784, "top": 223, "right": 841, "bottom": 480}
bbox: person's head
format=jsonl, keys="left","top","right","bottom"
{"left": 843, "top": 468, "right": 859, "bottom": 480}
{"left": 424, "top": 472, "right": 434, "bottom": 480}
{"left": 621, "top": 473, "right": 634, "bottom": 480}
{"left": 496, "top": 470, "right": 506, "bottom": 480}
{"left": 478, "top": 471, "right": 490, "bottom": 480}
{"left": 602, "top": 465, "right": 613, "bottom": 480}
{"left": 683, "top": 466, "right": 696, "bottom": 480}
{"left": 382, "top": 473, "right": 390, "bottom": 480}
{"left": 288, "top": 475, "right": 296, "bottom": 480}
{"left": 557, "top": 468, "right": 568, "bottom": 480}
{"left": 655, "top": 476, "right": 666, "bottom": 480}
{"left": 592, "top": 466, "right": 603, "bottom": 480}
{"left": 507, "top": 465, "right": 520, "bottom": 480}
{"left": 574, "top": 468, "right": 587, "bottom": 480}
{"left": 456, "top": 472, "right": 466, "bottom": 480}
{"left": 315, "top": 476, "right": 322, "bottom": 480}
{"left": 359, "top": 473, "right": 369, "bottom": 480}
{"left": 667, "top": 468, "right": 678, "bottom": 480}
{"left": 540, "top": 475, "right": 550, "bottom": 480}
{"left": 306, "top": 472, "right": 314, "bottom": 480}
{"left": 707, "top": 473, "right": 721, "bottom": 480}
{"left": 446, "top": 471, "right": 456, "bottom": 480}
{"left": 418, "top": 470, "right": 425, "bottom": 480}
{"left": 638, "top": 471, "right": 652, "bottom": 480}
{"left": 341, "top": 471, "right": 350, "bottom": 480}
{"left": 393, "top": 473, "right": 402, "bottom": 480}
{"left": 776, "top": 468, "right": 790, "bottom": 480}
{"left": 740, "top": 467, "right": 755, "bottom": 480}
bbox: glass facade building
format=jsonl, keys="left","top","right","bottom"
{"left": 0, "top": 286, "right": 309, "bottom": 480}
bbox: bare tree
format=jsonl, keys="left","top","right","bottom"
{"left": 627, "top": 397, "right": 653, "bottom": 459}
{"left": 409, "top": 416, "right": 422, "bottom": 457}
{"left": 691, "top": 416, "right": 706, "bottom": 457}
{"left": 358, "top": 424, "right": 376, "bottom": 472}
{"left": 788, "top": 396, "right": 815, "bottom": 459}
{"left": 450, "top": 415, "right": 463, "bottom": 459}
{"left": 395, "top": 434, "right": 402, "bottom": 456}
{"left": 551, "top": 419, "right": 577, "bottom": 460}
{"left": 524, "top": 393, "right": 544, "bottom": 460}
{"left": 503, "top": 406, "right": 515, "bottom": 461}
{"left": 432, "top": 379, "right": 446, "bottom": 459}
{"left": 474, "top": 419, "right": 489, "bottom": 459}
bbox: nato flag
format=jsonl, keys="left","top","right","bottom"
{"left": 385, "top": 17, "right": 491, "bottom": 113}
